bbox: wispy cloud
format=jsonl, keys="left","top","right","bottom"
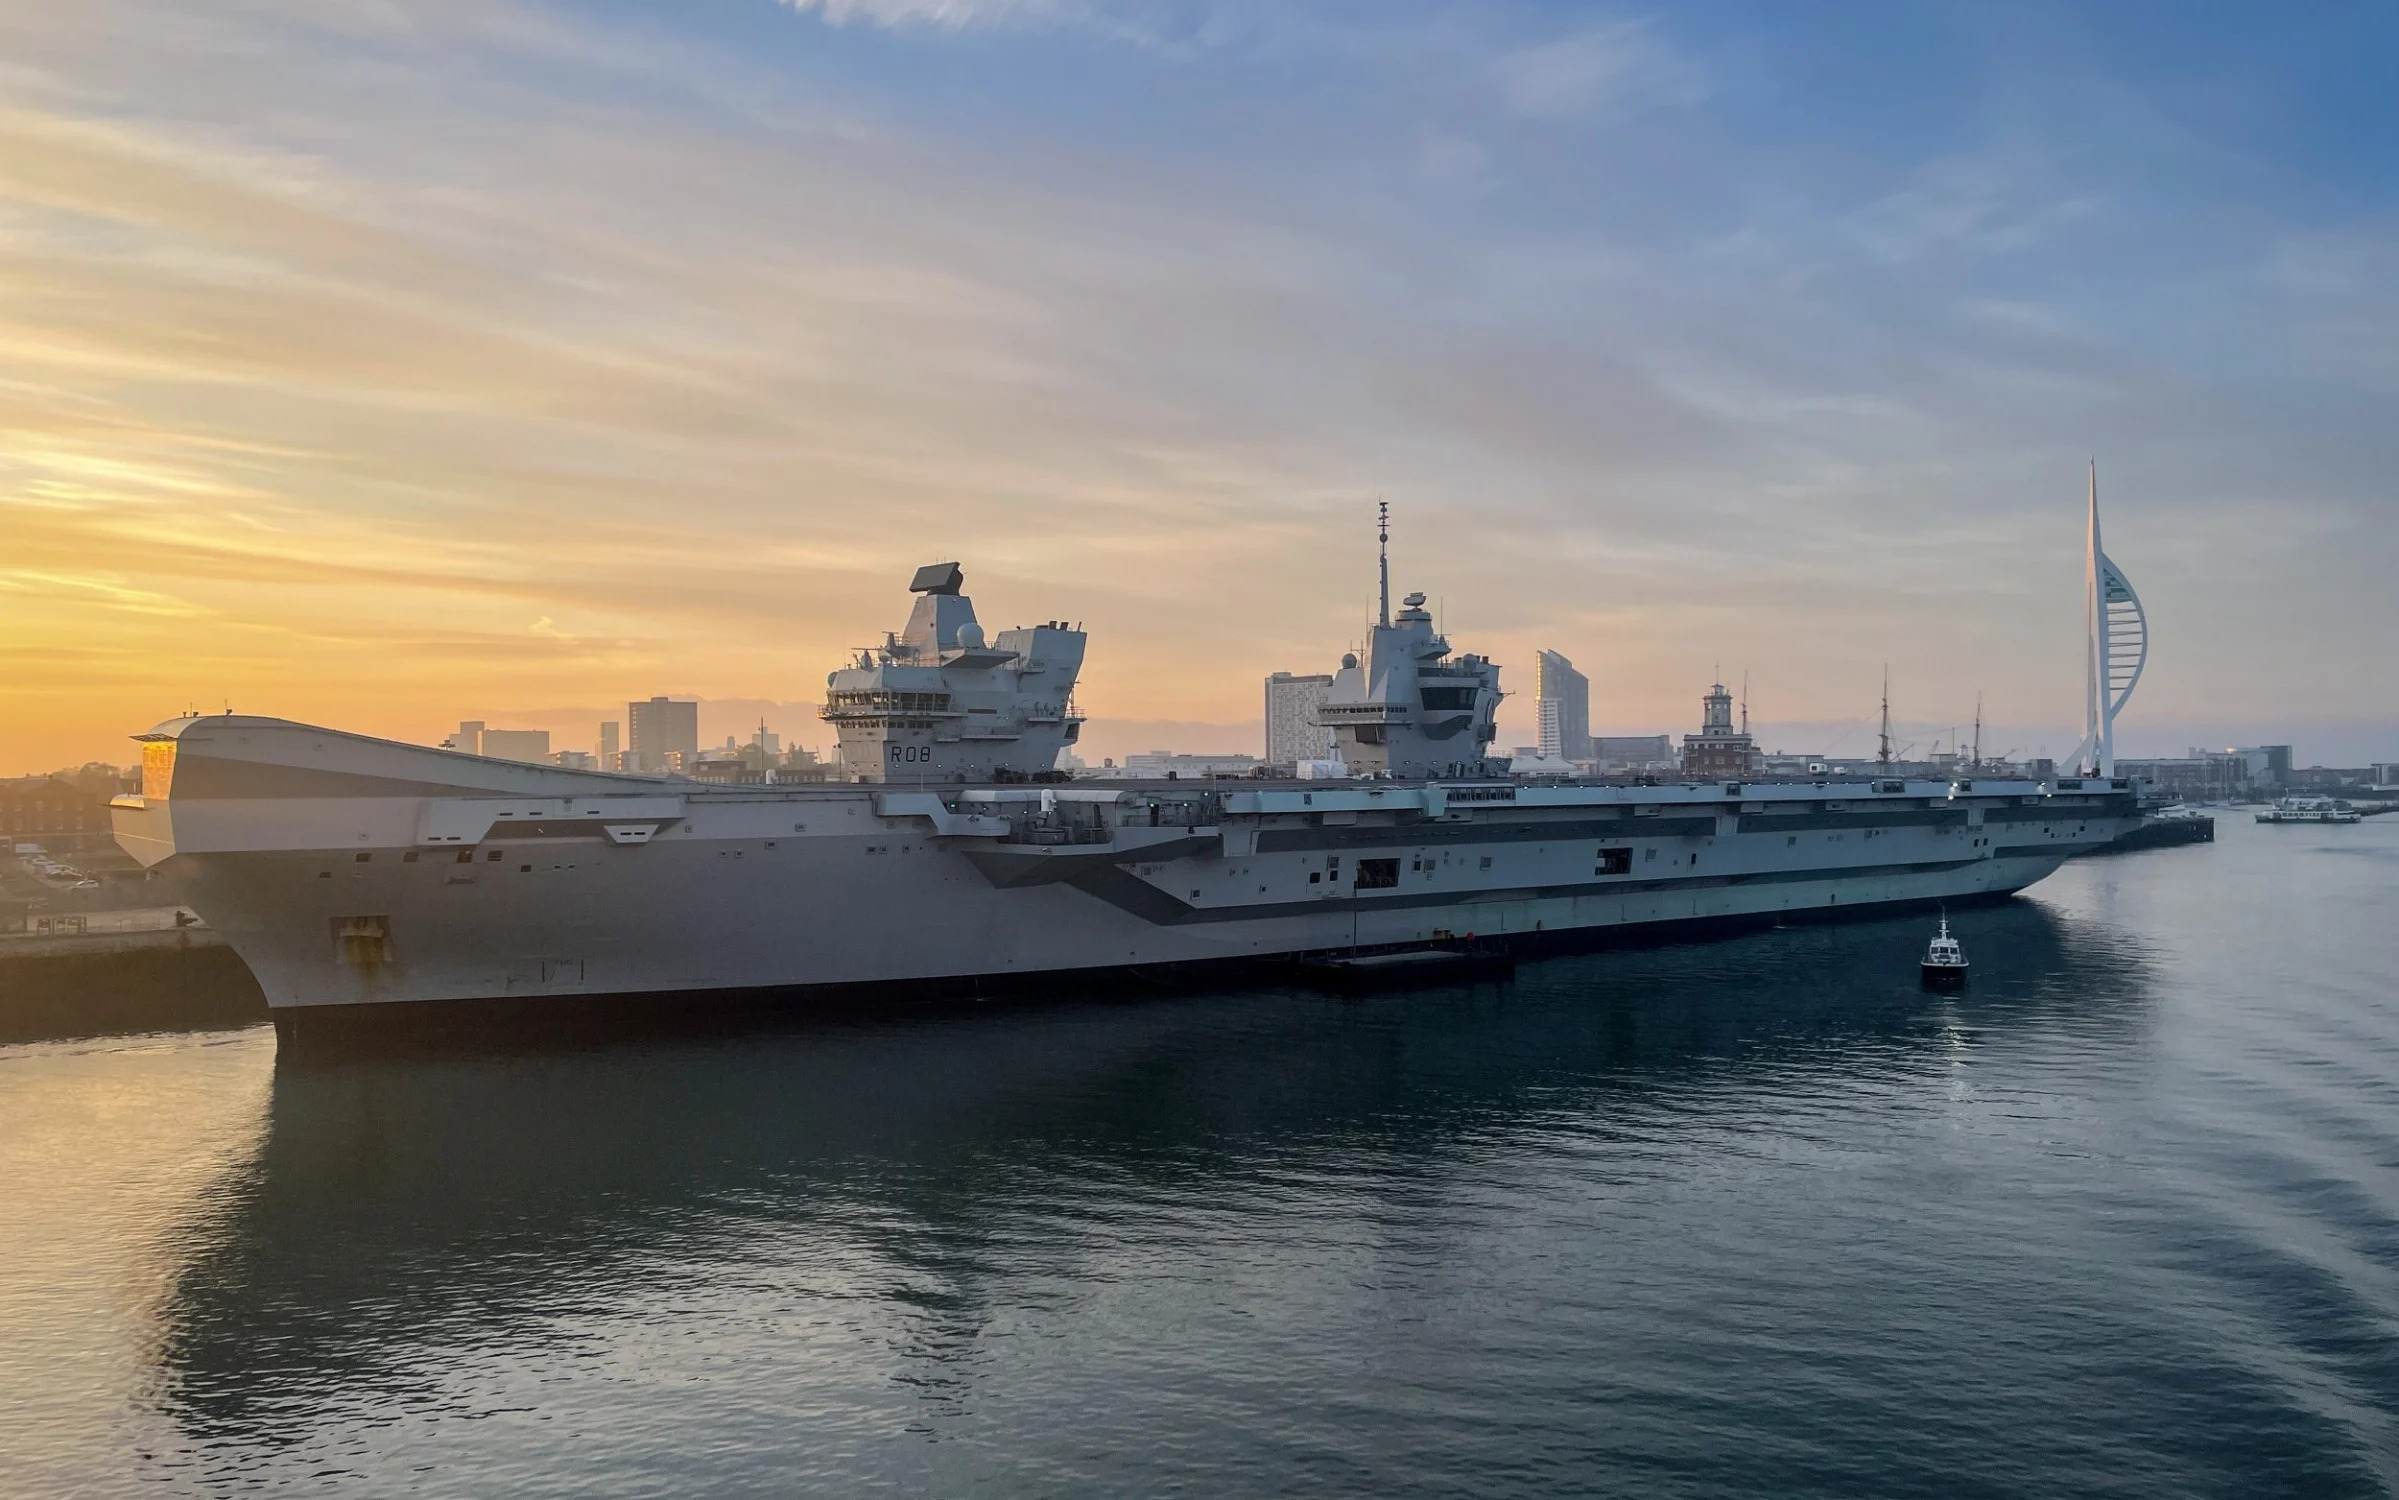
{"left": 0, "top": 0, "right": 2391, "bottom": 772}
{"left": 1848, "top": 151, "right": 2107, "bottom": 263}
{"left": 1488, "top": 20, "right": 1705, "bottom": 121}
{"left": 0, "top": 569, "right": 210, "bottom": 618}
{"left": 779, "top": 0, "right": 1070, "bottom": 30}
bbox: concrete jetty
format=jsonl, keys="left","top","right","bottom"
{"left": 0, "top": 907, "right": 266, "bottom": 1043}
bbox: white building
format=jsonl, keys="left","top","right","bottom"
{"left": 1264, "top": 672, "right": 1335, "bottom": 766}
{"left": 1508, "top": 749, "right": 1577, "bottom": 779}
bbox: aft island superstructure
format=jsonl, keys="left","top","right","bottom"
{"left": 1316, "top": 504, "right": 1505, "bottom": 779}
{"left": 110, "top": 538, "right": 2141, "bottom": 1025}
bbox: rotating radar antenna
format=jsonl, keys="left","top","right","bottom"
{"left": 2072, "top": 462, "right": 2147, "bottom": 777}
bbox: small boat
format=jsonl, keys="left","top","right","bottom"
{"left": 1920, "top": 916, "right": 1968, "bottom": 985}
{"left": 2254, "top": 796, "right": 2361, "bottom": 825}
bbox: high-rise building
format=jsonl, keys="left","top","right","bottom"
{"left": 1534, "top": 650, "right": 1591, "bottom": 762}
{"left": 2236, "top": 744, "right": 2292, "bottom": 786}
{"left": 599, "top": 721, "right": 620, "bottom": 771}
{"left": 628, "top": 697, "right": 699, "bottom": 773}
{"left": 1264, "top": 672, "right": 1335, "bottom": 765}
{"left": 451, "top": 720, "right": 485, "bottom": 756}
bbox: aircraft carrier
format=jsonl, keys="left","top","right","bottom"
{"left": 109, "top": 543, "right": 2140, "bottom": 1032}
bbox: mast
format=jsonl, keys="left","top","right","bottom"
{"left": 1877, "top": 666, "right": 1892, "bottom": 769}
{"left": 1377, "top": 500, "right": 1390, "bottom": 629}
{"left": 1972, "top": 693, "right": 1983, "bottom": 771}
{"left": 1740, "top": 672, "right": 1749, "bottom": 737}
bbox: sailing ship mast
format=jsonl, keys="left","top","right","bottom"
{"left": 1877, "top": 666, "right": 1893, "bottom": 769}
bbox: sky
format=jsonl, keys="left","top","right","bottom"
{"left": 2, "top": 0, "right": 2395, "bottom": 774}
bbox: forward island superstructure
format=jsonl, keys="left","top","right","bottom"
{"left": 111, "top": 527, "right": 2142, "bottom": 1027}
{"left": 822, "top": 562, "right": 1085, "bottom": 783}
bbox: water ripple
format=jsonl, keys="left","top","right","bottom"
{"left": 4, "top": 819, "right": 2397, "bottom": 1495}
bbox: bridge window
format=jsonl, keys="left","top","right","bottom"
{"left": 142, "top": 741, "right": 177, "bottom": 800}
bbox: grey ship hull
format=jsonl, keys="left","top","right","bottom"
{"left": 113, "top": 716, "right": 2140, "bottom": 1026}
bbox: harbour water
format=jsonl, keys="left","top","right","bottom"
{"left": 4, "top": 816, "right": 2395, "bottom": 1496}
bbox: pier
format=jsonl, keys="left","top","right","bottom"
{"left": 0, "top": 907, "right": 265, "bottom": 1042}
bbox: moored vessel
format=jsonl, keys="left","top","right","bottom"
{"left": 110, "top": 532, "right": 2143, "bottom": 1034}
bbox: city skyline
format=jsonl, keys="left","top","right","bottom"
{"left": 4, "top": 2, "right": 2396, "bottom": 774}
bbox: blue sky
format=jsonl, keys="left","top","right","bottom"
{"left": 2, "top": 0, "right": 2394, "bottom": 768}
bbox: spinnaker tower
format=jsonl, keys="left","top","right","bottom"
{"left": 2072, "top": 463, "right": 2147, "bottom": 777}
